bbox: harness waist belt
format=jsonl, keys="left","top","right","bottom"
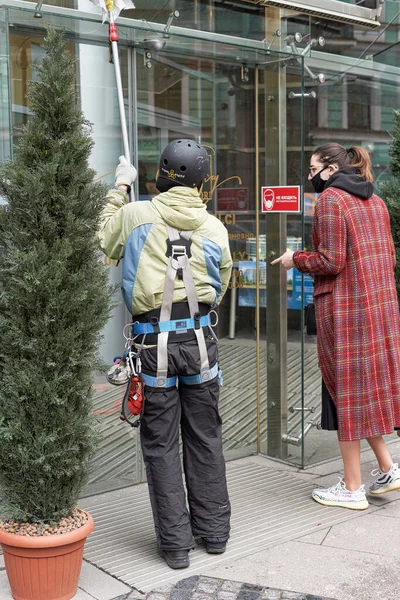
{"left": 133, "top": 314, "right": 211, "bottom": 335}
{"left": 140, "top": 362, "right": 220, "bottom": 388}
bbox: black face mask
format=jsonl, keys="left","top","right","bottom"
{"left": 310, "top": 166, "right": 329, "bottom": 194}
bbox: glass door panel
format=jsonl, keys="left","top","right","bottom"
{"left": 135, "top": 48, "right": 260, "bottom": 461}
{"left": 258, "top": 53, "right": 309, "bottom": 467}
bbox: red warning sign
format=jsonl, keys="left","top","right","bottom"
{"left": 261, "top": 186, "right": 301, "bottom": 213}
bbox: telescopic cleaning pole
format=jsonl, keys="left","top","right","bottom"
{"left": 106, "top": 0, "right": 135, "bottom": 201}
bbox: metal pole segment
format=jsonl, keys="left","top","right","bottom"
{"left": 110, "top": 39, "right": 130, "bottom": 160}
{"left": 255, "top": 65, "right": 261, "bottom": 455}
{"left": 108, "top": 10, "right": 135, "bottom": 201}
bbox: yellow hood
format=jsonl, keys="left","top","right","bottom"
{"left": 151, "top": 187, "right": 208, "bottom": 231}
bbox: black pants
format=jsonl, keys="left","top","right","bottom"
{"left": 140, "top": 338, "right": 231, "bottom": 551}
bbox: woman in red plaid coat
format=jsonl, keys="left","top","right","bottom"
{"left": 272, "top": 143, "right": 400, "bottom": 511}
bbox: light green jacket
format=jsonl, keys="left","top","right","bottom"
{"left": 98, "top": 186, "right": 232, "bottom": 316}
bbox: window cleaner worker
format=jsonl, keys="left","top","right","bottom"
{"left": 98, "top": 140, "right": 232, "bottom": 570}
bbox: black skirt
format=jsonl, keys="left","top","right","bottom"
{"left": 321, "top": 379, "right": 338, "bottom": 431}
{"left": 320, "top": 380, "right": 400, "bottom": 432}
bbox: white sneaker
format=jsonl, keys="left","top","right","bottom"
{"left": 312, "top": 478, "right": 369, "bottom": 510}
{"left": 369, "top": 463, "right": 400, "bottom": 495}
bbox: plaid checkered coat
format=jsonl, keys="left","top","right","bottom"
{"left": 294, "top": 186, "right": 400, "bottom": 441}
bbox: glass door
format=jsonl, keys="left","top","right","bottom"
{"left": 133, "top": 38, "right": 305, "bottom": 467}
{"left": 257, "top": 47, "right": 311, "bottom": 467}
{"left": 135, "top": 46, "right": 260, "bottom": 462}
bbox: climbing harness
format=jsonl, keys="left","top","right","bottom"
{"left": 131, "top": 224, "right": 221, "bottom": 388}
{"left": 108, "top": 223, "right": 222, "bottom": 428}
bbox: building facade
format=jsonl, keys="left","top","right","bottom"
{"left": 1, "top": 0, "right": 399, "bottom": 493}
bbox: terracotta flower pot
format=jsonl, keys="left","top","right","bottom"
{"left": 0, "top": 511, "right": 94, "bottom": 600}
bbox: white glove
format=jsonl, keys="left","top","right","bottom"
{"left": 115, "top": 156, "right": 137, "bottom": 188}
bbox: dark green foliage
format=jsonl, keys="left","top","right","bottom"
{"left": 389, "top": 110, "right": 400, "bottom": 180}
{"left": 0, "top": 27, "right": 113, "bottom": 523}
{"left": 380, "top": 110, "right": 400, "bottom": 299}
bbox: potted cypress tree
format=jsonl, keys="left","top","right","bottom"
{"left": 380, "top": 109, "right": 400, "bottom": 300}
{"left": 0, "top": 26, "right": 113, "bottom": 600}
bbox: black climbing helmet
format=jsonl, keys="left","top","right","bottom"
{"left": 156, "top": 139, "right": 210, "bottom": 191}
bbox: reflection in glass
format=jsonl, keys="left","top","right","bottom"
{"left": 136, "top": 51, "right": 259, "bottom": 460}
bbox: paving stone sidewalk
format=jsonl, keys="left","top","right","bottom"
{"left": 113, "top": 576, "right": 336, "bottom": 600}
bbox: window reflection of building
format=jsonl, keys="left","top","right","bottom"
{"left": 303, "top": 7, "right": 400, "bottom": 185}
{"left": 138, "top": 161, "right": 158, "bottom": 201}
{"left": 9, "top": 34, "right": 76, "bottom": 146}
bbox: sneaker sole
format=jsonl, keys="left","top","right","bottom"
{"left": 312, "top": 494, "right": 369, "bottom": 510}
{"left": 369, "top": 480, "right": 400, "bottom": 495}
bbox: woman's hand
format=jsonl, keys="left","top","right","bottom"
{"left": 271, "top": 250, "right": 295, "bottom": 270}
